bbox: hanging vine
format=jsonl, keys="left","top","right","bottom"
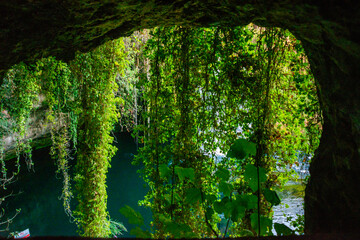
{"left": 33, "top": 57, "right": 76, "bottom": 219}
{"left": 131, "top": 24, "right": 322, "bottom": 238}
{"left": 0, "top": 25, "right": 321, "bottom": 238}
{"left": 5, "top": 64, "right": 39, "bottom": 173}
{"left": 70, "top": 39, "right": 125, "bottom": 237}
{"left": 0, "top": 35, "right": 134, "bottom": 236}
{"left": 0, "top": 62, "right": 40, "bottom": 233}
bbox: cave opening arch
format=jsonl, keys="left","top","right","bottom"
{"left": 0, "top": 1, "right": 359, "bottom": 235}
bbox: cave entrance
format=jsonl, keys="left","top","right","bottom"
{"left": 0, "top": 24, "right": 323, "bottom": 237}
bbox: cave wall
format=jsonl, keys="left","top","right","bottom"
{"left": 1, "top": 0, "right": 359, "bottom": 234}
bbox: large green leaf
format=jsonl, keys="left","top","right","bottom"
{"left": 119, "top": 205, "right": 144, "bottom": 226}
{"left": 235, "top": 194, "right": 258, "bottom": 210}
{"left": 244, "top": 164, "right": 267, "bottom": 192}
{"left": 230, "top": 201, "right": 246, "bottom": 222}
{"left": 246, "top": 195, "right": 258, "bottom": 209}
{"left": 224, "top": 201, "right": 234, "bottom": 219}
{"left": 219, "top": 181, "right": 233, "bottom": 197}
{"left": 130, "top": 227, "right": 151, "bottom": 238}
{"left": 213, "top": 202, "right": 223, "bottom": 214}
{"left": 163, "top": 220, "right": 194, "bottom": 238}
{"left": 205, "top": 207, "right": 214, "bottom": 220}
{"left": 263, "top": 188, "right": 281, "bottom": 206}
{"left": 250, "top": 213, "right": 272, "bottom": 236}
{"left": 239, "top": 229, "right": 255, "bottom": 237}
{"left": 185, "top": 187, "right": 202, "bottom": 204}
{"left": 206, "top": 194, "right": 217, "bottom": 204}
{"left": 274, "top": 223, "right": 294, "bottom": 236}
{"left": 183, "top": 231, "right": 198, "bottom": 239}
{"left": 215, "top": 167, "right": 230, "bottom": 181}
{"left": 227, "top": 138, "right": 256, "bottom": 159}
{"left": 213, "top": 196, "right": 230, "bottom": 214}
{"left": 165, "top": 222, "right": 184, "bottom": 234}
{"left": 175, "top": 166, "right": 195, "bottom": 183}
{"left": 158, "top": 213, "right": 171, "bottom": 224}
{"left": 159, "top": 163, "right": 171, "bottom": 179}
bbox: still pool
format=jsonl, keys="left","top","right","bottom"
{"left": 1, "top": 132, "right": 306, "bottom": 237}
{"left": 1, "top": 132, "right": 151, "bottom": 238}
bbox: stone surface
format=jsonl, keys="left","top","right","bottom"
{"left": 0, "top": 0, "right": 359, "bottom": 234}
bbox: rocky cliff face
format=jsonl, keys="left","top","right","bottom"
{"left": 1, "top": 0, "right": 359, "bottom": 234}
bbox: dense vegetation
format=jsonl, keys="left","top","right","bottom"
{"left": 0, "top": 39, "right": 130, "bottom": 237}
{"left": 0, "top": 25, "right": 321, "bottom": 237}
{"left": 129, "top": 25, "right": 321, "bottom": 237}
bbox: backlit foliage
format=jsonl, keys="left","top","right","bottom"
{"left": 132, "top": 25, "right": 321, "bottom": 237}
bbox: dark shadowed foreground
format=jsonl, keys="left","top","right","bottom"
{"left": 1, "top": 235, "right": 360, "bottom": 240}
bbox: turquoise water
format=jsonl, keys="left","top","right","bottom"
{"left": 1, "top": 132, "right": 151, "bottom": 237}
{"left": 1, "top": 132, "right": 306, "bottom": 237}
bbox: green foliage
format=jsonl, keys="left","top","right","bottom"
{"left": 274, "top": 223, "right": 294, "bottom": 236}
{"left": 263, "top": 188, "right": 281, "bottom": 206}
{"left": 0, "top": 24, "right": 321, "bottom": 238}
{"left": 244, "top": 164, "right": 267, "bottom": 192}
{"left": 1, "top": 63, "right": 40, "bottom": 171}
{"left": 120, "top": 205, "right": 151, "bottom": 238}
{"left": 174, "top": 166, "right": 195, "bottom": 183}
{"left": 130, "top": 226, "right": 152, "bottom": 238}
{"left": 119, "top": 205, "right": 144, "bottom": 226}
{"left": 72, "top": 39, "right": 125, "bottom": 237}
{"left": 227, "top": 138, "right": 257, "bottom": 159}
{"left": 286, "top": 213, "right": 304, "bottom": 234}
{"left": 133, "top": 24, "right": 321, "bottom": 238}
{"left": 159, "top": 163, "right": 171, "bottom": 179}
{"left": 219, "top": 181, "right": 233, "bottom": 197}
{"left": 0, "top": 35, "right": 138, "bottom": 236}
{"left": 250, "top": 213, "right": 273, "bottom": 235}
{"left": 184, "top": 188, "right": 202, "bottom": 204}
{"left": 118, "top": 30, "right": 150, "bottom": 132}
{"left": 5, "top": 63, "right": 39, "bottom": 138}
{"left": 109, "top": 220, "right": 127, "bottom": 237}
{"left": 50, "top": 127, "right": 73, "bottom": 218}
{"left": 215, "top": 167, "right": 230, "bottom": 181}
{"left": 32, "top": 56, "right": 77, "bottom": 219}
